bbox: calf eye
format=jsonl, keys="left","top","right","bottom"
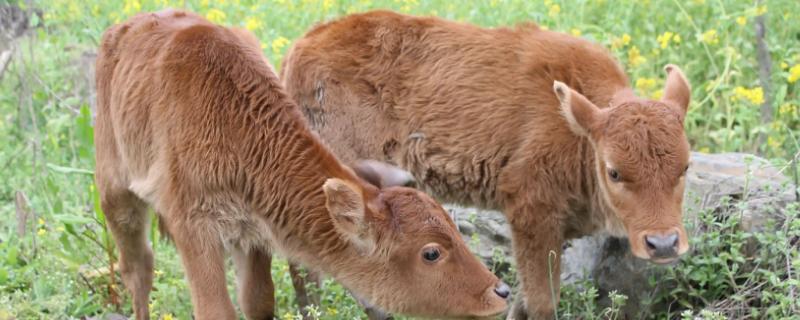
{"left": 422, "top": 247, "right": 441, "bottom": 262}
{"left": 607, "top": 168, "right": 621, "bottom": 182}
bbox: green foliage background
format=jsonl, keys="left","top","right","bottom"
{"left": 0, "top": 0, "right": 798, "bottom": 319}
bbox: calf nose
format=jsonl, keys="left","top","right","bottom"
{"left": 494, "top": 282, "right": 511, "bottom": 299}
{"left": 645, "top": 233, "right": 679, "bottom": 258}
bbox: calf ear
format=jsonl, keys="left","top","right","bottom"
{"left": 323, "top": 178, "right": 374, "bottom": 252}
{"left": 661, "top": 64, "right": 691, "bottom": 116}
{"left": 352, "top": 160, "right": 416, "bottom": 188}
{"left": 554, "top": 81, "right": 602, "bottom": 137}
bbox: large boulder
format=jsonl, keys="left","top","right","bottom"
{"left": 451, "top": 152, "right": 796, "bottom": 316}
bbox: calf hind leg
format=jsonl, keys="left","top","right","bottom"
{"left": 99, "top": 188, "right": 154, "bottom": 320}
{"left": 233, "top": 247, "right": 275, "bottom": 320}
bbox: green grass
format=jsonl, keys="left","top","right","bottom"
{"left": 0, "top": 0, "right": 798, "bottom": 319}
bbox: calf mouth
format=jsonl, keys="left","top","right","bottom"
{"left": 649, "top": 256, "right": 681, "bottom": 265}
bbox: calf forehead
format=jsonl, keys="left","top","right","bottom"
{"left": 382, "top": 189, "right": 455, "bottom": 232}
{"left": 603, "top": 103, "right": 688, "bottom": 179}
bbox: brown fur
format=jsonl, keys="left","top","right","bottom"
{"left": 282, "top": 10, "right": 692, "bottom": 319}
{"left": 94, "top": 9, "right": 508, "bottom": 320}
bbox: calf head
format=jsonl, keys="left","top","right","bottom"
{"left": 322, "top": 161, "right": 509, "bottom": 318}
{"left": 554, "top": 64, "right": 692, "bottom": 264}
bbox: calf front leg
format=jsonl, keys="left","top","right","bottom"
{"left": 170, "top": 215, "right": 236, "bottom": 320}
{"left": 289, "top": 263, "right": 321, "bottom": 318}
{"left": 233, "top": 247, "right": 275, "bottom": 320}
{"left": 507, "top": 204, "right": 563, "bottom": 320}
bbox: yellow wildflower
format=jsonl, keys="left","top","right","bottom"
{"left": 272, "top": 36, "right": 290, "bottom": 56}
{"left": 323, "top": 0, "right": 334, "bottom": 11}
{"left": 657, "top": 31, "right": 675, "bottom": 49}
{"left": 700, "top": 29, "right": 718, "bottom": 45}
{"left": 571, "top": 29, "right": 581, "bottom": 36}
{"left": 779, "top": 103, "right": 797, "bottom": 116}
{"left": 38, "top": 218, "right": 45, "bottom": 225}
{"left": 651, "top": 89, "right": 663, "bottom": 100}
{"left": 767, "top": 136, "right": 781, "bottom": 149}
{"left": 673, "top": 34, "right": 681, "bottom": 43}
{"left": 627, "top": 46, "right": 646, "bottom": 67}
{"left": 123, "top": 0, "right": 142, "bottom": 16}
{"left": 788, "top": 64, "right": 800, "bottom": 83}
{"left": 162, "top": 314, "right": 174, "bottom": 320}
{"left": 611, "top": 33, "right": 631, "bottom": 50}
{"left": 636, "top": 78, "right": 657, "bottom": 92}
{"left": 621, "top": 34, "right": 631, "bottom": 45}
{"left": 205, "top": 9, "right": 226, "bottom": 24}
{"left": 736, "top": 16, "right": 747, "bottom": 26}
{"left": 37, "top": 228, "right": 46, "bottom": 236}
{"left": 244, "top": 17, "right": 261, "bottom": 31}
{"left": 733, "top": 86, "right": 764, "bottom": 105}
{"left": 756, "top": 5, "right": 767, "bottom": 15}
{"left": 548, "top": 4, "right": 561, "bottom": 18}
{"left": 636, "top": 78, "right": 662, "bottom": 99}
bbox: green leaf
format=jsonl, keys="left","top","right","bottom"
{"left": 53, "top": 214, "right": 95, "bottom": 225}
{"left": 46, "top": 163, "right": 94, "bottom": 175}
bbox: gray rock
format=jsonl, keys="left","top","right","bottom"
{"left": 451, "top": 152, "right": 797, "bottom": 317}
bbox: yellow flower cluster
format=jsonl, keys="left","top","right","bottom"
{"left": 206, "top": 9, "right": 226, "bottom": 24}
{"left": 123, "top": 0, "right": 142, "bottom": 16}
{"left": 611, "top": 33, "right": 631, "bottom": 50}
{"left": 767, "top": 136, "right": 782, "bottom": 149}
{"left": 628, "top": 46, "right": 646, "bottom": 67}
{"left": 788, "top": 64, "right": 800, "bottom": 83}
{"left": 272, "top": 36, "right": 291, "bottom": 56}
{"left": 245, "top": 17, "right": 262, "bottom": 31}
{"left": 732, "top": 86, "right": 764, "bottom": 105}
{"left": 635, "top": 78, "right": 662, "bottom": 99}
{"left": 37, "top": 217, "right": 47, "bottom": 236}
{"left": 571, "top": 29, "right": 581, "bottom": 36}
{"left": 700, "top": 29, "right": 718, "bottom": 45}
{"left": 397, "top": 0, "right": 418, "bottom": 12}
{"left": 736, "top": 16, "right": 747, "bottom": 26}
{"left": 545, "top": 0, "right": 560, "bottom": 18}
{"left": 656, "top": 31, "right": 681, "bottom": 49}
{"left": 779, "top": 103, "right": 797, "bottom": 116}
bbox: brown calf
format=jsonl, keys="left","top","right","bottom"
{"left": 94, "top": 10, "right": 508, "bottom": 320}
{"left": 282, "top": 10, "right": 692, "bottom": 319}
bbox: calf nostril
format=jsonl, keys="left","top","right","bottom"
{"left": 494, "top": 282, "right": 511, "bottom": 299}
{"left": 645, "top": 233, "right": 680, "bottom": 257}
{"left": 665, "top": 233, "right": 679, "bottom": 248}
{"left": 645, "top": 237, "right": 658, "bottom": 250}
